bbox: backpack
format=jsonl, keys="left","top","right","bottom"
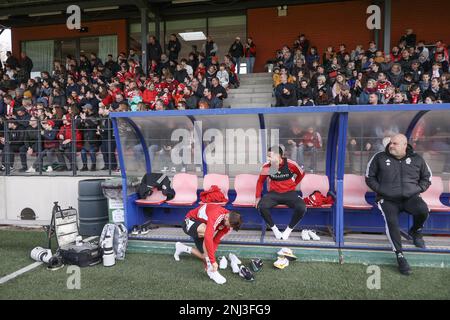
{"left": 99, "top": 223, "right": 128, "bottom": 260}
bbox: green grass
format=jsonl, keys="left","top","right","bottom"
{"left": 1, "top": 229, "right": 450, "bottom": 300}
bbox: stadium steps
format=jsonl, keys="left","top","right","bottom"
{"left": 225, "top": 72, "right": 275, "bottom": 108}
{"left": 127, "top": 227, "right": 450, "bottom": 268}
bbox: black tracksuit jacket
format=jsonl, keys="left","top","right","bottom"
{"left": 365, "top": 143, "right": 432, "bottom": 201}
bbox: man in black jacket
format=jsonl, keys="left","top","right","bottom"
{"left": 228, "top": 37, "right": 244, "bottom": 74}
{"left": 275, "top": 74, "right": 298, "bottom": 107}
{"left": 0, "top": 120, "right": 24, "bottom": 172}
{"left": 365, "top": 134, "right": 432, "bottom": 275}
{"left": 147, "top": 36, "right": 162, "bottom": 63}
{"left": 399, "top": 29, "right": 417, "bottom": 48}
{"left": 19, "top": 52, "right": 33, "bottom": 80}
{"left": 79, "top": 104, "right": 100, "bottom": 171}
{"left": 98, "top": 105, "right": 117, "bottom": 171}
{"left": 5, "top": 51, "right": 19, "bottom": 70}
{"left": 167, "top": 34, "right": 181, "bottom": 62}
{"left": 210, "top": 77, "right": 227, "bottom": 101}
{"left": 19, "top": 116, "right": 40, "bottom": 172}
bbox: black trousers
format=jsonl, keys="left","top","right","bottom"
{"left": 377, "top": 195, "right": 429, "bottom": 253}
{"left": 100, "top": 140, "right": 117, "bottom": 169}
{"left": 258, "top": 191, "right": 307, "bottom": 229}
{"left": 1, "top": 145, "right": 24, "bottom": 168}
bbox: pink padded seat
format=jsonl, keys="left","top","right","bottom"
{"left": 232, "top": 174, "right": 259, "bottom": 207}
{"left": 166, "top": 173, "right": 198, "bottom": 206}
{"left": 343, "top": 174, "right": 372, "bottom": 210}
{"left": 421, "top": 176, "right": 450, "bottom": 212}
{"left": 300, "top": 174, "right": 332, "bottom": 208}
{"left": 199, "top": 174, "right": 229, "bottom": 205}
{"left": 135, "top": 189, "right": 166, "bottom": 205}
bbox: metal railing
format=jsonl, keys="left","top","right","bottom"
{"left": 0, "top": 117, "right": 119, "bottom": 176}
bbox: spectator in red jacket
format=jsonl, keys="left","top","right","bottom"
{"left": 142, "top": 82, "right": 158, "bottom": 108}
{"left": 56, "top": 114, "right": 83, "bottom": 171}
{"left": 296, "top": 127, "right": 323, "bottom": 173}
{"left": 256, "top": 146, "right": 306, "bottom": 240}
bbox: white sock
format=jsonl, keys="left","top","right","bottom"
{"left": 174, "top": 242, "right": 192, "bottom": 261}
{"left": 271, "top": 225, "right": 282, "bottom": 240}
{"left": 282, "top": 227, "right": 293, "bottom": 240}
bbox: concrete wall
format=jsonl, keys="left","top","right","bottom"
{"left": 247, "top": 0, "right": 450, "bottom": 73}
{"left": 0, "top": 176, "right": 110, "bottom": 226}
{"left": 247, "top": 0, "right": 373, "bottom": 72}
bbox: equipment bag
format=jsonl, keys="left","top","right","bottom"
{"left": 99, "top": 223, "right": 128, "bottom": 260}
{"left": 138, "top": 173, "right": 175, "bottom": 200}
{"left": 58, "top": 242, "right": 102, "bottom": 267}
{"left": 303, "top": 190, "right": 335, "bottom": 207}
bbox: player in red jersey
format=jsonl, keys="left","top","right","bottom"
{"left": 174, "top": 203, "right": 242, "bottom": 284}
{"left": 256, "top": 146, "right": 306, "bottom": 240}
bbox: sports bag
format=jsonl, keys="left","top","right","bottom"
{"left": 138, "top": 173, "right": 175, "bottom": 200}
{"left": 303, "top": 190, "right": 335, "bottom": 207}
{"left": 58, "top": 242, "right": 102, "bottom": 267}
{"left": 99, "top": 223, "right": 128, "bottom": 260}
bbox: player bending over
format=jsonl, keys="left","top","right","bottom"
{"left": 174, "top": 203, "right": 242, "bottom": 284}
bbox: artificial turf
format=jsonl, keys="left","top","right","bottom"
{"left": 1, "top": 229, "right": 450, "bottom": 300}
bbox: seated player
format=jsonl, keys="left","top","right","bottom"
{"left": 256, "top": 146, "right": 306, "bottom": 240}
{"left": 174, "top": 203, "right": 242, "bottom": 285}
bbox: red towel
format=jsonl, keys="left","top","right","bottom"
{"left": 200, "top": 185, "right": 228, "bottom": 203}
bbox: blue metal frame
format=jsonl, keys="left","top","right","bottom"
{"left": 109, "top": 104, "right": 450, "bottom": 119}
{"left": 405, "top": 110, "right": 429, "bottom": 139}
{"left": 111, "top": 104, "right": 450, "bottom": 252}
{"left": 111, "top": 118, "right": 131, "bottom": 228}
{"left": 336, "top": 113, "right": 349, "bottom": 247}
{"left": 326, "top": 113, "right": 340, "bottom": 192}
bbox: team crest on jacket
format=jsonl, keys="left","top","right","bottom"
{"left": 406, "top": 158, "right": 411, "bottom": 165}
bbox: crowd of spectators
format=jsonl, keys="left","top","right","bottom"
{"left": 271, "top": 30, "right": 450, "bottom": 107}
{"left": 0, "top": 34, "right": 258, "bottom": 172}
{"left": 1, "top": 29, "right": 449, "bottom": 173}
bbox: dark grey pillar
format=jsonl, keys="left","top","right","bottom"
{"left": 383, "top": 0, "right": 392, "bottom": 54}
{"left": 155, "top": 15, "right": 161, "bottom": 42}
{"left": 140, "top": 7, "right": 148, "bottom": 75}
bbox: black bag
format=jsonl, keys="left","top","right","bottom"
{"left": 58, "top": 243, "right": 102, "bottom": 267}
{"left": 138, "top": 173, "right": 175, "bottom": 200}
